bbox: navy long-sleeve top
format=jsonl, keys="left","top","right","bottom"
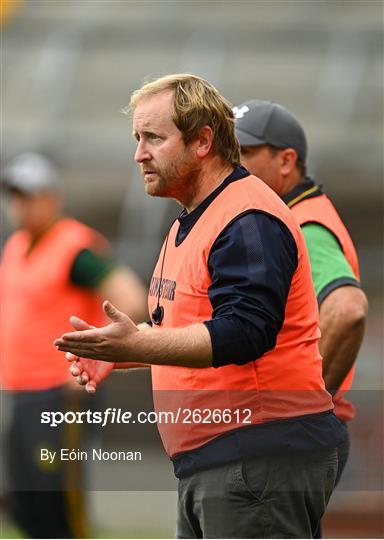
{"left": 176, "top": 165, "right": 297, "bottom": 367}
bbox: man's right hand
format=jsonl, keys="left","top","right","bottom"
{"left": 66, "top": 316, "right": 114, "bottom": 393}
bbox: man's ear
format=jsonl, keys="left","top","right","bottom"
{"left": 280, "top": 148, "right": 298, "bottom": 176}
{"left": 195, "top": 126, "right": 214, "bottom": 159}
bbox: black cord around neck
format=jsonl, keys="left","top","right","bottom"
{"left": 151, "top": 213, "right": 182, "bottom": 325}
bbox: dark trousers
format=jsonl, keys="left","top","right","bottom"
{"left": 334, "top": 429, "right": 351, "bottom": 487}
{"left": 5, "top": 386, "right": 95, "bottom": 538}
{"left": 314, "top": 429, "right": 351, "bottom": 539}
{"left": 177, "top": 448, "right": 338, "bottom": 539}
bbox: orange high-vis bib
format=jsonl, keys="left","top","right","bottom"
{"left": 1, "top": 218, "right": 107, "bottom": 391}
{"left": 291, "top": 193, "right": 360, "bottom": 422}
{"left": 148, "top": 175, "right": 333, "bottom": 458}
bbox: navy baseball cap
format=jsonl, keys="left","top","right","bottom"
{"left": 2, "top": 153, "right": 60, "bottom": 194}
{"left": 234, "top": 100, "right": 307, "bottom": 163}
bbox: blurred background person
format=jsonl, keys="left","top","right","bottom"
{"left": 0, "top": 152, "right": 147, "bottom": 539}
{"left": 235, "top": 100, "right": 369, "bottom": 535}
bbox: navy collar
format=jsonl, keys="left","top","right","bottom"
{"left": 176, "top": 166, "right": 250, "bottom": 245}
{"left": 282, "top": 177, "right": 323, "bottom": 208}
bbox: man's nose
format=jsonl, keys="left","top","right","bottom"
{"left": 134, "top": 140, "right": 151, "bottom": 163}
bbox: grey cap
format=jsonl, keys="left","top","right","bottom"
{"left": 234, "top": 100, "right": 307, "bottom": 163}
{"left": 2, "top": 152, "right": 60, "bottom": 194}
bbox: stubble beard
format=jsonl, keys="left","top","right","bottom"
{"left": 145, "top": 150, "right": 201, "bottom": 206}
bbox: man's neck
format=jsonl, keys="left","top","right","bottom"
{"left": 281, "top": 171, "right": 304, "bottom": 198}
{"left": 26, "top": 216, "right": 60, "bottom": 251}
{"left": 182, "top": 158, "right": 234, "bottom": 213}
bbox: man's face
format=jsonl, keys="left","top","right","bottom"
{"left": 240, "top": 145, "right": 285, "bottom": 196}
{"left": 133, "top": 91, "right": 200, "bottom": 201}
{"left": 7, "top": 190, "right": 60, "bottom": 233}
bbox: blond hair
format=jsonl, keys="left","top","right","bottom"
{"left": 128, "top": 74, "right": 240, "bottom": 165}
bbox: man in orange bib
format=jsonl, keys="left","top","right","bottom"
{"left": 56, "top": 75, "right": 347, "bottom": 538}
{"left": 1, "top": 152, "right": 147, "bottom": 538}
{"left": 235, "top": 99, "right": 368, "bottom": 535}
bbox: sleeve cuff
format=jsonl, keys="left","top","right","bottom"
{"left": 203, "top": 317, "right": 269, "bottom": 368}
{"left": 203, "top": 319, "right": 221, "bottom": 367}
{"left": 318, "top": 277, "right": 361, "bottom": 305}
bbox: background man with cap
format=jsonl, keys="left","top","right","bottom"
{"left": 235, "top": 100, "right": 368, "bottom": 497}
{"left": 1, "top": 152, "right": 147, "bottom": 538}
